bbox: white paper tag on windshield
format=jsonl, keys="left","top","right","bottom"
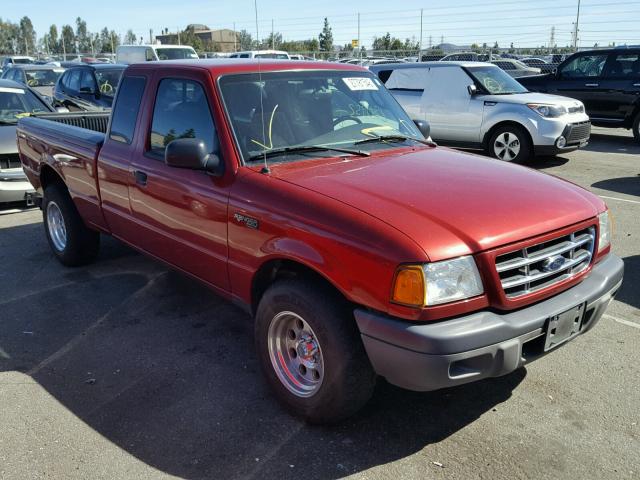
{"left": 342, "top": 77, "right": 378, "bottom": 91}
{"left": 0, "top": 87, "right": 25, "bottom": 94}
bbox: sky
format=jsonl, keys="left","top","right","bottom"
{"left": 3, "top": 0, "right": 640, "bottom": 49}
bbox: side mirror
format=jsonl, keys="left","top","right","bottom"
{"left": 165, "top": 138, "right": 224, "bottom": 176}
{"left": 467, "top": 84, "right": 478, "bottom": 96}
{"left": 552, "top": 68, "right": 558, "bottom": 77}
{"left": 412, "top": 119, "right": 431, "bottom": 139}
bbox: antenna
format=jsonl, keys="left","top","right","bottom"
{"left": 254, "top": 0, "right": 270, "bottom": 174}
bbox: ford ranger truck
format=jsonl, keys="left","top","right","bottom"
{"left": 17, "top": 60, "right": 624, "bottom": 423}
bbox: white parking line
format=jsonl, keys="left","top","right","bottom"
{"left": 599, "top": 195, "right": 640, "bottom": 205}
{"left": 604, "top": 313, "right": 640, "bottom": 330}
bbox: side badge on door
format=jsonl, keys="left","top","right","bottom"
{"left": 233, "top": 213, "right": 259, "bottom": 229}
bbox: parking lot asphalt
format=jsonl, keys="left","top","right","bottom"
{"left": 0, "top": 127, "right": 638, "bottom": 480}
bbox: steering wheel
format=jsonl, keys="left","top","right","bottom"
{"left": 27, "top": 78, "right": 38, "bottom": 87}
{"left": 99, "top": 82, "right": 113, "bottom": 94}
{"left": 333, "top": 115, "right": 362, "bottom": 128}
{"left": 483, "top": 77, "right": 501, "bottom": 92}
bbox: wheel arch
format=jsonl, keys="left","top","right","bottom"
{"left": 40, "top": 164, "right": 67, "bottom": 192}
{"left": 482, "top": 120, "right": 535, "bottom": 153}
{"left": 250, "top": 257, "right": 350, "bottom": 317}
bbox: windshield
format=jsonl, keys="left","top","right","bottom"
{"left": 155, "top": 48, "right": 199, "bottom": 60}
{"left": 12, "top": 58, "right": 33, "bottom": 65}
{"left": 219, "top": 70, "right": 422, "bottom": 163}
{"left": 95, "top": 69, "right": 124, "bottom": 96}
{"left": 466, "top": 66, "right": 528, "bottom": 94}
{"left": 25, "top": 69, "right": 64, "bottom": 87}
{"left": 0, "top": 87, "right": 50, "bottom": 124}
{"left": 255, "top": 53, "right": 289, "bottom": 59}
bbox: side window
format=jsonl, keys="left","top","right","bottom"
{"left": 384, "top": 68, "right": 428, "bottom": 91}
{"left": 68, "top": 70, "right": 81, "bottom": 91}
{"left": 79, "top": 70, "right": 95, "bottom": 92}
{"left": 109, "top": 76, "right": 146, "bottom": 144}
{"left": 604, "top": 54, "right": 640, "bottom": 78}
{"left": 149, "top": 78, "right": 216, "bottom": 156}
{"left": 560, "top": 54, "right": 608, "bottom": 78}
{"left": 240, "top": 54, "right": 249, "bottom": 58}
{"left": 145, "top": 48, "right": 155, "bottom": 61}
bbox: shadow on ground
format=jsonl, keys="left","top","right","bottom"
{"left": 592, "top": 177, "right": 640, "bottom": 197}
{"left": 583, "top": 132, "right": 640, "bottom": 155}
{"left": 617, "top": 255, "right": 640, "bottom": 310}
{"left": 0, "top": 222, "right": 526, "bottom": 480}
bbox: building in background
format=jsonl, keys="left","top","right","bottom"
{"left": 156, "top": 25, "right": 238, "bottom": 52}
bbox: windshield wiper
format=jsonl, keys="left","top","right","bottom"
{"left": 248, "top": 144, "right": 370, "bottom": 161}
{"left": 354, "top": 135, "right": 437, "bottom": 146}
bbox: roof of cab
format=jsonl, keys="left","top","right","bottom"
{"left": 125, "top": 58, "right": 368, "bottom": 76}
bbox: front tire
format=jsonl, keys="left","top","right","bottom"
{"left": 488, "top": 125, "right": 532, "bottom": 162}
{"left": 255, "top": 279, "right": 376, "bottom": 423}
{"left": 43, "top": 184, "right": 100, "bottom": 266}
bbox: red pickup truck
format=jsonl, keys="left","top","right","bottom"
{"left": 17, "top": 60, "right": 623, "bottom": 423}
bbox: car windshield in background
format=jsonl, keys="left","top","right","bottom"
{"left": 25, "top": 69, "right": 64, "bottom": 87}
{"left": 219, "top": 70, "right": 422, "bottom": 163}
{"left": 467, "top": 66, "right": 529, "bottom": 94}
{"left": 155, "top": 48, "right": 199, "bottom": 60}
{"left": 95, "top": 69, "right": 124, "bottom": 96}
{"left": 0, "top": 87, "right": 50, "bottom": 124}
{"left": 12, "top": 58, "right": 32, "bottom": 64}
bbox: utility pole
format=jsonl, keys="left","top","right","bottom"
{"left": 573, "top": 0, "right": 581, "bottom": 51}
{"left": 149, "top": 29, "right": 153, "bottom": 44}
{"left": 419, "top": 8, "right": 423, "bottom": 55}
{"left": 111, "top": 32, "right": 115, "bottom": 55}
{"left": 254, "top": 0, "right": 260, "bottom": 47}
{"left": 177, "top": 29, "right": 181, "bottom": 45}
{"left": 233, "top": 22, "right": 237, "bottom": 51}
{"left": 357, "top": 12, "right": 361, "bottom": 60}
{"left": 271, "top": 19, "right": 274, "bottom": 49}
{"left": 549, "top": 26, "right": 556, "bottom": 52}
{"left": 428, "top": 35, "right": 432, "bottom": 49}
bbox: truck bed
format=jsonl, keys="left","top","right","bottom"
{"left": 17, "top": 114, "right": 109, "bottom": 231}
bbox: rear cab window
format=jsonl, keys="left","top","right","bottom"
{"left": 604, "top": 53, "right": 640, "bottom": 78}
{"left": 109, "top": 76, "right": 147, "bottom": 144}
{"left": 147, "top": 78, "right": 217, "bottom": 158}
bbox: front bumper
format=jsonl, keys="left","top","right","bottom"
{"left": 354, "top": 254, "right": 624, "bottom": 392}
{"left": 0, "top": 170, "right": 35, "bottom": 203}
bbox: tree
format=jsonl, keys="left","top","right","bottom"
{"left": 318, "top": 17, "right": 333, "bottom": 54}
{"left": 60, "top": 24, "right": 75, "bottom": 57}
{"left": 261, "top": 31, "right": 282, "bottom": 49}
{"left": 124, "top": 29, "right": 137, "bottom": 45}
{"left": 237, "top": 29, "right": 253, "bottom": 50}
{"left": 179, "top": 25, "right": 203, "bottom": 52}
{"left": 75, "top": 17, "right": 90, "bottom": 52}
{"left": 19, "top": 16, "right": 36, "bottom": 55}
{"left": 47, "top": 25, "right": 59, "bottom": 54}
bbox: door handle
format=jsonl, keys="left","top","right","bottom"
{"left": 634, "top": 83, "right": 640, "bottom": 87}
{"left": 134, "top": 170, "right": 148, "bottom": 186}
{"left": 585, "top": 83, "right": 599, "bottom": 87}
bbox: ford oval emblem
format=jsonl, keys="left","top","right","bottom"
{"left": 541, "top": 255, "right": 566, "bottom": 272}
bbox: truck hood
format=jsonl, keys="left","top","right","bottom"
{"left": 481, "top": 92, "right": 583, "bottom": 107}
{"left": 271, "top": 147, "right": 603, "bottom": 261}
{"left": 0, "top": 125, "right": 18, "bottom": 154}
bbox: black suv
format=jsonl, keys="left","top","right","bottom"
{"left": 518, "top": 48, "right": 640, "bottom": 142}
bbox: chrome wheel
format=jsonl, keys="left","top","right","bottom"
{"left": 493, "top": 132, "right": 521, "bottom": 161}
{"left": 267, "top": 311, "right": 324, "bottom": 398}
{"left": 46, "top": 201, "right": 67, "bottom": 252}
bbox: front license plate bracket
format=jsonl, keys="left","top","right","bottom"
{"left": 544, "top": 303, "right": 585, "bottom": 351}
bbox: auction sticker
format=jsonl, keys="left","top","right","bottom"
{"left": 342, "top": 77, "right": 378, "bottom": 91}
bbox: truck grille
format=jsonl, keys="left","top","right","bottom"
{"left": 565, "top": 121, "right": 591, "bottom": 144}
{"left": 495, "top": 227, "right": 595, "bottom": 298}
{"left": 0, "top": 153, "right": 21, "bottom": 170}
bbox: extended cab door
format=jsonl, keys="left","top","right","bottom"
{"left": 598, "top": 52, "right": 640, "bottom": 123}
{"left": 126, "top": 70, "right": 231, "bottom": 291}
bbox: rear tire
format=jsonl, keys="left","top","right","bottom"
{"left": 633, "top": 114, "right": 640, "bottom": 143}
{"left": 255, "top": 279, "right": 376, "bottom": 424}
{"left": 42, "top": 184, "right": 100, "bottom": 266}
{"left": 488, "top": 125, "right": 532, "bottom": 163}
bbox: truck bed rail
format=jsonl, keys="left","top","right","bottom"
{"left": 32, "top": 111, "right": 110, "bottom": 134}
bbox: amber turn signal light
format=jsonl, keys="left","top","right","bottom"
{"left": 391, "top": 266, "right": 425, "bottom": 307}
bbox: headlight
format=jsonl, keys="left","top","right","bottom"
{"left": 527, "top": 103, "right": 568, "bottom": 118}
{"left": 392, "top": 256, "right": 484, "bottom": 307}
{"left": 598, "top": 210, "right": 611, "bottom": 251}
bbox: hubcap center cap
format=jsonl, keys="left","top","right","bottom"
{"left": 296, "top": 334, "right": 319, "bottom": 364}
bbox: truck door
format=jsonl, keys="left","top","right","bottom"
{"left": 549, "top": 53, "right": 609, "bottom": 118}
{"left": 599, "top": 52, "right": 640, "bottom": 123}
{"left": 127, "top": 72, "right": 230, "bottom": 291}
